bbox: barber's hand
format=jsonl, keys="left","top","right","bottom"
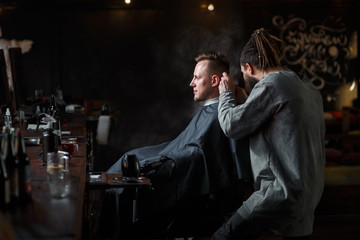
{"left": 219, "top": 72, "right": 235, "bottom": 94}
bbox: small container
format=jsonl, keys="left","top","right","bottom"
{"left": 121, "top": 154, "right": 140, "bottom": 178}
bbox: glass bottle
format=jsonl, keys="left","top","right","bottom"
{"left": 4, "top": 108, "right": 12, "bottom": 127}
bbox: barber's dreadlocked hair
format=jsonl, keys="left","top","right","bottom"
{"left": 240, "top": 28, "right": 283, "bottom": 72}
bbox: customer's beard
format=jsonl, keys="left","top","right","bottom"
{"left": 245, "top": 76, "right": 259, "bottom": 95}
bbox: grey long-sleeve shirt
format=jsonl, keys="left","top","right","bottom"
{"left": 218, "top": 71, "right": 326, "bottom": 236}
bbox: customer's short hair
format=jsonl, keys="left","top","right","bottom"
{"left": 195, "top": 52, "right": 230, "bottom": 76}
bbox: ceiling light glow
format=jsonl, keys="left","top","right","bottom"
{"left": 208, "top": 4, "right": 214, "bottom": 11}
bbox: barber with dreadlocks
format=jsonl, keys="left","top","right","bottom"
{"left": 212, "top": 28, "right": 326, "bottom": 240}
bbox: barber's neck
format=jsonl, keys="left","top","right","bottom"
{"left": 264, "top": 66, "right": 287, "bottom": 75}
{"left": 255, "top": 66, "right": 286, "bottom": 80}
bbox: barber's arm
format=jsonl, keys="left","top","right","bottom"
{"left": 218, "top": 72, "right": 250, "bottom": 139}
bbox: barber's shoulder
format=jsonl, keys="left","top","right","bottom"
{"left": 235, "top": 86, "right": 248, "bottom": 104}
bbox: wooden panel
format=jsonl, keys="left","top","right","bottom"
{"left": 0, "top": 49, "right": 11, "bottom": 109}
{"left": 9, "top": 47, "right": 23, "bottom": 110}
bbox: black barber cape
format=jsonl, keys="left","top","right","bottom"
{"left": 96, "top": 102, "right": 251, "bottom": 238}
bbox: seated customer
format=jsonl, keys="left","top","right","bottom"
{"left": 95, "top": 52, "right": 251, "bottom": 239}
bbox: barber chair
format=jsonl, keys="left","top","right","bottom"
{"left": 84, "top": 100, "right": 122, "bottom": 171}
{"left": 84, "top": 99, "right": 120, "bottom": 145}
{"left": 84, "top": 99, "right": 120, "bottom": 117}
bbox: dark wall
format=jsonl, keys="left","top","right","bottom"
{"left": 0, "top": 0, "right": 359, "bottom": 156}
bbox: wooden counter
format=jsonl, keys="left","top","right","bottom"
{"left": 0, "top": 113, "right": 87, "bottom": 240}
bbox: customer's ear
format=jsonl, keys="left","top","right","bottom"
{"left": 211, "top": 74, "right": 220, "bottom": 87}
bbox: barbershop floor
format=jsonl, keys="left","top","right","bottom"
{"left": 85, "top": 185, "right": 360, "bottom": 240}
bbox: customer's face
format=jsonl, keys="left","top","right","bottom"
{"left": 189, "top": 60, "right": 213, "bottom": 102}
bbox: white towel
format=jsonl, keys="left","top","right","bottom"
{"left": 96, "top": 115, "right": 111, "bottom": 145}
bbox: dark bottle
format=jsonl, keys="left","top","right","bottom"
{"left": 101, "top": 104, "right": 110, "bottom": 115}
{"left": 48, "top": 94, "right": 61, "bottom": 148}
{"left": 86, "top": 130, "right": 95, "bottom": 172}
{"left": 53, "top": 113, "right": 61, "bottom": 150}
{"left": 13, "top": 129, "right": 32, "bottom": 202}
{"left": 48, "top": 94, "right": 58, "bottom": 117}
{"left": 0, "top": 155, "right": 11, "bottom": 209}
{"left": 42, "top": 129, "right": 56, "bottom": 164}
{"left": 0, "top": 127, "right": 12, "bottom": 208}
